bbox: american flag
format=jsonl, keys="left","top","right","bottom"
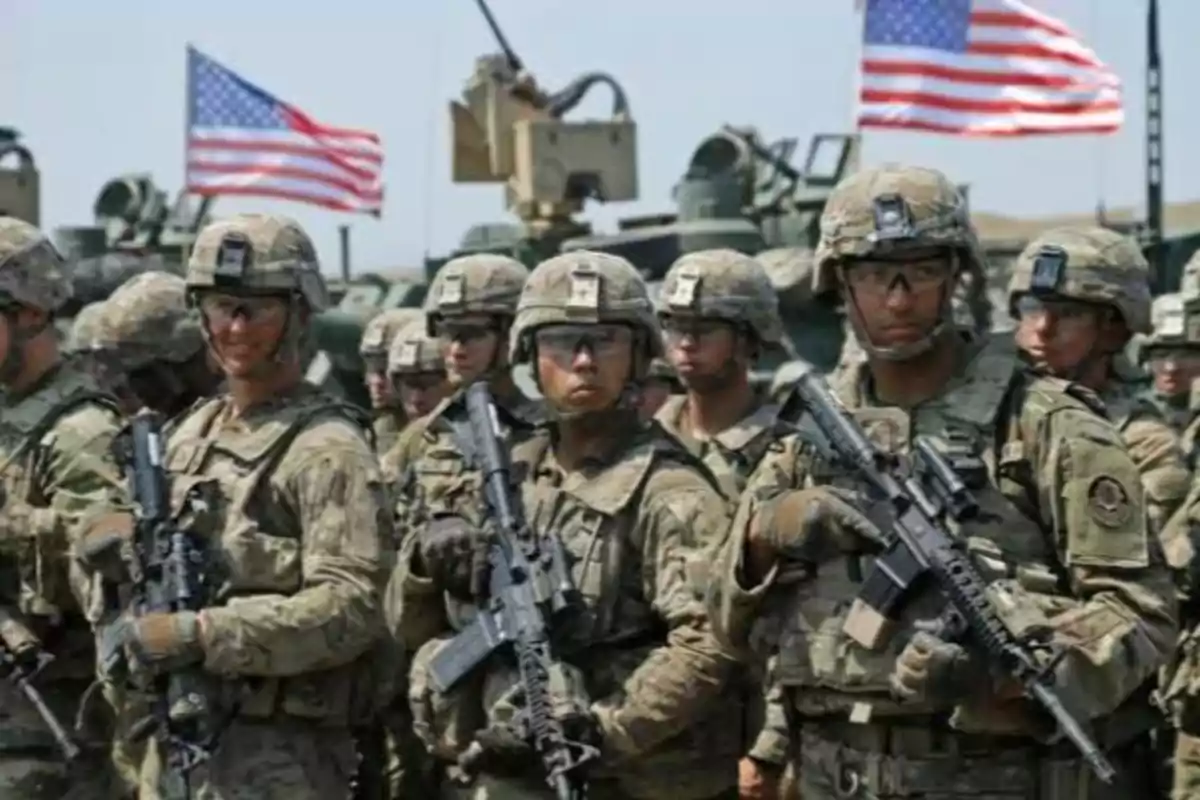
{"left": 857, "top": 0, "right": 1122, "bottom": 137}
{"left": 185, "top": 46, "right": 384, "bottom": 215}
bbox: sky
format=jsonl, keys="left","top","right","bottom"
{"left": 1, "top": 0, "right": 1191, "bottom": 275}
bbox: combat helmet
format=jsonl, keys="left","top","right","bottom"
{"left": 359, "top": 308, "right": 421, "bottom": 374}
{"left": 64, "top": 301, "right": 107, "bottom": 355}
{"left": 387, "top": 317, "right": 446, "bottom": 377}
{"left": 658, "top": 249, "right": 782, "bottom": 346}
{"left": 1007, "top": 226, "right": 1152, "bottom": 334}
{"left": 0, "top": 217, "right": 71, "bottom": 313}
{"left": 423, "top": 254, "right": 529, "bottom": 336}
{"left": 511, "top": 250, "right": 662, "bottom": 371}
{"left": 813, "top": 164, "right": 986, "bottom": 358}
{"left": 92, "top": 272, "right": 204, "bottom": 371}
{"left": 186, "top": 214, "right": 329, "bottom": 311}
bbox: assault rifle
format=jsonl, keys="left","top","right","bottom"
{"left": 427, "top": 383, "right": 597, "bottom": 800}
{"left": 0, "top": 606, "right": 81, "bottom": 761}
{"left": 116, "top": 409, "right": 220, "bottom": 800}
{"left": 789, "top": 369, "right": 1118, "bottom": 784}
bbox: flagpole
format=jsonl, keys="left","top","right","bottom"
{"left": 849, "top": 0, "right": 865, "bottom": 173}
{"left": 1145, "top": 0, "right": 1164, "bottom": 283}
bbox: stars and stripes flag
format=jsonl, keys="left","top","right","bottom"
{"left": 856, "top": 0, "right": 1123, "bottom": 137}
{"left": 185, "top": 46, "right": 384, "bottom": 216}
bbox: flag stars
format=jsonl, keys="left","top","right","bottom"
{"left": 864, "top": 0, "right": 971, "bottom": 52}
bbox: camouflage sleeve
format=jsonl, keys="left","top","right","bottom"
{"left": 384, "top": 532, "right": 450, "bottom": 652}
{"left": 747, "top": 668, "right": 791, "bottom": 765}
{"left": 1123, "top": 413, "right": 1190, "bottom": 537}
{"left": 707, "top": 437, "right": 809, "bottom": 659}
{"left": 590, "top": 465, "right": 737, "bottom": 759}
{"left": 1033, "top": 402, "right": 1178, "bottom": 718}
{"left": 380, "top": 416, "right": 427, "bottom": 487}
{"left": 197, "top": 419, "right": 390, "bottom": 676}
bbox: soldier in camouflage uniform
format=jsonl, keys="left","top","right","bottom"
{"left": 0, "top": 219, "right": 130, "bottom": 797}
{"left": 636, "top": 355, "right": 680, "bottom": 421}
{"left": 707, "top": 164, "right": 1178, "bottom": 799}
{"left": 1008, "top": 227, "right": 1190, "bottom": 536}
{"left": 380, "top": 254, "right": 534, "bottom": 483}
{"left": 361, "top": 309, "right": 421, "bottom": 454}
{"left": 89, "top": 271, "right": 222, "bottom": 417}
{"left": 1141, "top": 298, "right": 1200, "bottom": 468}
{"left": 85, "top": 214, "right": 391, "bottom": 798}
{"left": 387, "top": 317, "right": 451, "bottom": 425}
{"left": 394, "top": 250, "right": 738, "bottom": 799}
{"left": 653, "top": 249, "right": 796, "bottom": 799}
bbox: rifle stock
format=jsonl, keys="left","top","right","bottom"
{"left": 0, "top": 607, "right": 81, "bottom": 761}
{"left": 791, "top": 369, "right": 1118, "bottom": 784}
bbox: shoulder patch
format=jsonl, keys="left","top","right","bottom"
{"left": 1087, "top": 476, "right": 1133, "bottom": 529}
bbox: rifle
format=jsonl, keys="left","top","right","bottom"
{"left": 0, "top": 606, "right": 81, "bottom": 761}
{"left": 426, "top": 383, "right": 597, "bottom": 800}
{"left": 790, "top": 369, "right": 1118, "bottom": 784}
{"left": 116, "top": 408, "right": 221, "bottom": 800}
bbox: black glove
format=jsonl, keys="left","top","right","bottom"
{"left": 458, "top": 712, "right": 602, "bottom": 776}
{"left": 419, "top": 515, "right": 491, "bottom": 601}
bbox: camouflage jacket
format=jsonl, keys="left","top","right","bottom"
{"left": 167, "top": 382, "right": 390, "bottom": 726}
{"left": 709, "top": 334, "right": 1177, "bottom": 735}
{"left": 397, "top": 419, "right": 739, "bottom": 798}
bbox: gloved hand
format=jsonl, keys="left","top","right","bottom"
{"left": 419, "top": 515, "right": 491, "bottom": 601}
{"left": 122, "top": 611, "right": 204, "bottom": 674}
{"left": 77, "top": 511, "right": 136, "bottom": 583}
{"left": 750, "top": 487, "right": 882, "bottom": 564}
{"left": 890, "top": 631, "right": 982, "bottom": 705}
{"left": 458, "top": 711, "right": 602, "bottom": 776}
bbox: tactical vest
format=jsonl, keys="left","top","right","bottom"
{"left": 164, "top": 389, "right": 375, "bottom": 726}
{"left": 765, "top": 336, "right": 1082, "bottom": 719}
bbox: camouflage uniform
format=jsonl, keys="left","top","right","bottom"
{"left": 386, "top": 317, "right": 450, "bottom": 423}
{"left": 396, "top": 251, "right": 738, "bottom": 799}
{"left": 708, "top": 165, "right": 1178, "bottom": 799}
{"left": 132, "top": 214, "right": 390, "bottom": 799}
{"left": 0, "top": 219, "right": 129, "bottom": 797}
{"left": 360, "top": 309, "right": 422, "bottom": 455}
{"left": 653, "top": 249, "right": 796, "bottom": 776}
{"left": 1007, "top": 227, "right": 1190, "bottom": 538}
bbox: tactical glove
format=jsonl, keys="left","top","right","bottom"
{"left": 77, "top": 511, "right": 136, "bottom": 583}
{"left": 419, "top": 515, "right": 491, "bottom": 601}
{"left": 124, "top": 611, "right": 204, "bottom": 673}
{"left": 752, "top": 487, "right": 882, "bottom": 564}
{"left": 458, "top": 711, "right": 601, "bottom": 777}
{"left": 890, "top": 631, "right": 984, "bottom": 705}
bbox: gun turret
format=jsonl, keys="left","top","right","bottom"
{"left": 451, "top": 0, "right": 638, "bottom": 238}
{"left": 0, "top": 128, "right": 40, "bottom": 226}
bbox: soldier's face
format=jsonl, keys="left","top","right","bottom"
{"left": 1014, "top": 296, "right": 1110, "bottom": 374}
{"left": 662, "top": 317, "right": 746, "bottom": 389}
{"left": 199, "top": 293, "right": 289, "bottom": 377}
{"left": 364, "top": 370, "right": 393, "bottom": 409}
{"left": 842, "top": 254, "right": 951, "bottom": 351}
{"left": 1148, "top": 349, "right": 1200, "bottom": 397}
{"left": 534, "top": 324, "right": 633, "bottom": 414}
{"left": 396, "top": 371, "right": 450, "bottom": 419}
{"left": 435, "top": 314, "right": 503, "bottom": 387}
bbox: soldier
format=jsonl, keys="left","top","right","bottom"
{"left": 395, "top": 251, "right": 739, "bottom": 799}
{"left": 387, "top": 317, "right": 451, "bottom": 427}
{"left": 361, "top": 308, "right": 421, "bottom": 454}
{"left": 1008, "top": 227, "right": 1190, "bottom": 536}
{"left": 0, "top": 219, "right": 130, "bottom": 797}
{"left": 707, "top": 165, "right": 1178, "bottom": 799}
{"left": 89, "top": 271, "right": 223, "bottom": 417}
{"left": 83, "top": 214, "right": 391, "bottom": 798}
{"left": 380, "top": 254, "right": 533, "bottom": 482}
{"left": 636, "top": 355, "right": 681, "bottom": 421}
{"left": 653, "top": 249, "right": 796, "bottom": 799}
{"left": 1142, "top": 297, "right": 1200, "bottom": 435}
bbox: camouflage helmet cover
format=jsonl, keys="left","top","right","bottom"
{"left": 659, "top": 249, "right": 783, "bottom": 344}
{"left": 510, "top": 250, "right": 662, "bottom": 363}
{"left": 1008, "top": 226, "right": 1151, "bottom": 334}
{"left": 359, "top": 308, "right": 422, "bottom": 358}
{"left": 64, "top": 301, "right": 107, "bottom": 354}
{"left": 387, "top": 317, "right": 446, "bottom": 375}
{"left": 92, "top": 271, "right": 205, "bottom": 370}
{"left": 813, "top": 164, "right": 982, "bottom": 295}
{"left": 423, "top": 254, "right": 529, "bottom": 334}
{"left": 186, "top": 214, "right": 329, "bottom": 311}
{"left": 0, "top": 217, "right": 72, "bottom": 312}
{"left": 1181, "top": 250, "right": 1200, "bottom": 302}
